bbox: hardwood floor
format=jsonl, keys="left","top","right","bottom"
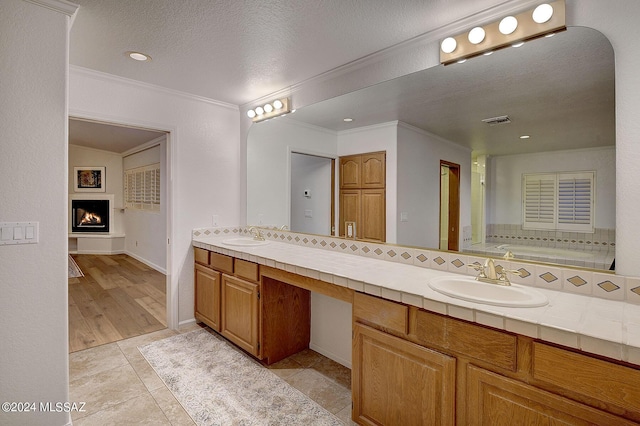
{"left": 68, "top": 254, "right": 167, "bottom": 353}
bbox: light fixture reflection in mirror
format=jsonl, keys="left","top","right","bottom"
{"left": 247, "top": 27, "right": 615, "bottom": 270}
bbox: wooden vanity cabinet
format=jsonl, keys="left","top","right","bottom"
{"left": 353, "top": 291, "right": 640, "bottom": 425}
{"left": 353, "top": 323, "right": 456, "bottom": 426}
{"left": 466, "top": 365, "right": 637, "bottom": 426}
{"left": 194, "top": 263, "right": 221, "bottom": 331}
{"left": 194, "top": 249, "right": 311, "bottom": 365}
{"left": 221, "top": 273, "right": 260, "bottom": 356}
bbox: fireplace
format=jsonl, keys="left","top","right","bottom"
{"left": 71, "top": 199, "right": 110, "bottom": 233}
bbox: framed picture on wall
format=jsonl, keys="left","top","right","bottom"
{"left": 74, "top": 166, "right": 106, "bottom": 192}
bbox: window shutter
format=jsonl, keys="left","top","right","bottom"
{"left": 522, "top": 172, "right": 594, "bottom": 232}
{"left": 124, "top": 163, "right": 161, "bottom": 212}
{"left": 557, "top": 172, "right": 594, "bottom": 231}
{"left": 523, "top": 174, "right": 556, "bottom": 230}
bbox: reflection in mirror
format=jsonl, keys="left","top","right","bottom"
{"left": 247, "top": 27, "right": 615, "bottom": 270}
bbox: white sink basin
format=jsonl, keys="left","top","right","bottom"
{"left": 428, "top": 276, "right": 548, "bottom": 308}
{"left": 221, "top": 238, "right": 270, "bottom": 247}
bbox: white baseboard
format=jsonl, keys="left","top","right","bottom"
{"left": 76, "top": 249, "right": 125, "bottom": 255}
{"left": 179, "top": 318, "right": 197, "bottom": 329}
{"left": 309, "top": 342, "right": 352, "bottom": 369}
{"left": 124, "top": 251, "right": 167, "bottom": 274}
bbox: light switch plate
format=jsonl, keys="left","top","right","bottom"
{"left": 0, "top": 222, "right": 39, "bottom": 245}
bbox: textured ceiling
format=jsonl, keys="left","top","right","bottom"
{"left": 69, "top": 119, "right": 166, "bottom": 153}
{"left": 68, "top": 1, "right": 615, "bottom": 157}
{"left": 69, "top": 0, "right": 510, "bottom": 105}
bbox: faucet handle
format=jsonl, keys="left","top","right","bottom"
{"left": 497, "top": 267, "right": 521, "bottom": 285}
{"left": 467, "top": 262, "right": 484, "bottom": 271}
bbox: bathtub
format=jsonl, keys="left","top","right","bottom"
{"left": 496, "top": 244, "right": 594, "bottom": 259}
{"left": 464, "top": 242, "right": 615, "bottom": 270}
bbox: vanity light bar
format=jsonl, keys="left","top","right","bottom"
{"left": 247, "top": 97, "right": 291, "bottom": 123}
{"left": 439, "top": 0, "right": 565, "bottom": 65}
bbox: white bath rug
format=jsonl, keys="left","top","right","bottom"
{"left": 138, "top": 329, "right": 344, "bottom": 426}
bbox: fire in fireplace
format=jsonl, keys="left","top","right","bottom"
{"left": 71, "top": 199, "right": 110, "bottom": 233}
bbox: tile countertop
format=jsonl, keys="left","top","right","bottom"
{"left": 192, "top": 235, "right": 640, "bottom": 366}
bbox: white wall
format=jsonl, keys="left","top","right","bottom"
{"left": 0, "top": 1, "right": 75, "bottom": 425}
{"left": 247, "top": 118, "right": 337, "bottom": 227}
{"left": 69, "top": 66, "right": 241, "bottom": 326}
{"left": 337, "top": 122, "right": 398, "bottom": 243}
{"left": 290, "top": 153, "right": 332, "bottom": 235}
{"left": 69, "top": 144, "right": 125, "bottom": 233}
{"left": 123, "top": 139, "right": 167, "bottom": 272}
{"left": 310, "top": 293, "right": 352, "bottom": 368}
{"left": 487, "top": 146, "right": 615, "bottom": 228}
{"left": 396, "top": 123, "right": 472, "bottom": 249}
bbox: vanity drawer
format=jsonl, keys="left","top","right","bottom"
{"left": 446, "top": 316, "right": 517, "bottom": 372}
{"left": 194, "top": 247, "right": 209, "bottom": 265}
{"left": 235, "top": 259, "right": 259, "bottom": 282}
{"left": 354, "top": 292, "right": 408, "bottom": 335}
{"left": 411, "top": 308, "right": 517, "bottom": 372}
{"left": 532, "top": 342, "right": 640, "bottom": 413}
{"left": 209, "top": 252, "right": 234, "bottom": 274}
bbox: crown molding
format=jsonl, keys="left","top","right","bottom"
{"left": 70, "top": 65, "right": 239, "bottom": 111}
{"left": 24, "top": 0, "right": 78, "bottom": 16}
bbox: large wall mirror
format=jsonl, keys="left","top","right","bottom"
{"left": 247, "top": 26, "right": 615, "bottom": 270}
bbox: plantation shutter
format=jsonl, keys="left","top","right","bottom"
{"left": 124, "top": 163, "right": 161, "bottom": 212}
{"left": 557, "top": 172, "right": 594, "bottom": 231}
{"left": 522, "top": 172, "right": 594, "bottom": 232}
{"left": 523, "top": 174, "right": 556, "bottom": 230}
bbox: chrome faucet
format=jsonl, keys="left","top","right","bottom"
{"left": 248, "top": 226, "right": 265, "bottom": 241}
{"left": 468, "top": 258, "right": 520, "bottom": 286}
{"left": 280, "top": 225, "right": 288, "bottom": 231}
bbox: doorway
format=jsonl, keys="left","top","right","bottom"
{"left": 290, "top": 152, "right": 335, "bottom": 235}
{"left": 439, "top": 160, "right": 460, "bottom": 251}
{"left": 68, "top": 117, "right": 172, "bottom": 350}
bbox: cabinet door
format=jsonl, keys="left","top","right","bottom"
{"left": 339, "top": 189, "right": 361, "bottom": 238}
{"left": 466, "top": 365, "right": 637, "bottom": 426}
{"left": 353, "top": 323, "right": 456, "bottom": 426}
{"left": 340, "top": 155, "right": 361, "bottom": 188}
{"left": 361, "top": 189, "right": 385, "bottom": 242}
{"left": 221, "top": 275, "right": 260, "bottom": 357}
{"left": 194, "top": 264, "right": 221, "bottom": 332}
{"left": 361, "top": 152, "right": 385, "bottom": 188}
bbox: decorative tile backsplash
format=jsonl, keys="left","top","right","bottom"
{"left": 192, "top": 226, "right": 639, "bottom": 304}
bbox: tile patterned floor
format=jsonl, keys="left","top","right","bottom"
{"left": 69, "top": 324, "right": 356, "bottom": 425}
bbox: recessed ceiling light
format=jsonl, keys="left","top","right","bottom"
{"left": 520, "top": 135, "right": 530, "bottom": 139}
{"left": 343, "top": 118, "right": 353, "bottom": 122}
{"left": 127, "top": 51, "right": 151, "bottom": 61}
